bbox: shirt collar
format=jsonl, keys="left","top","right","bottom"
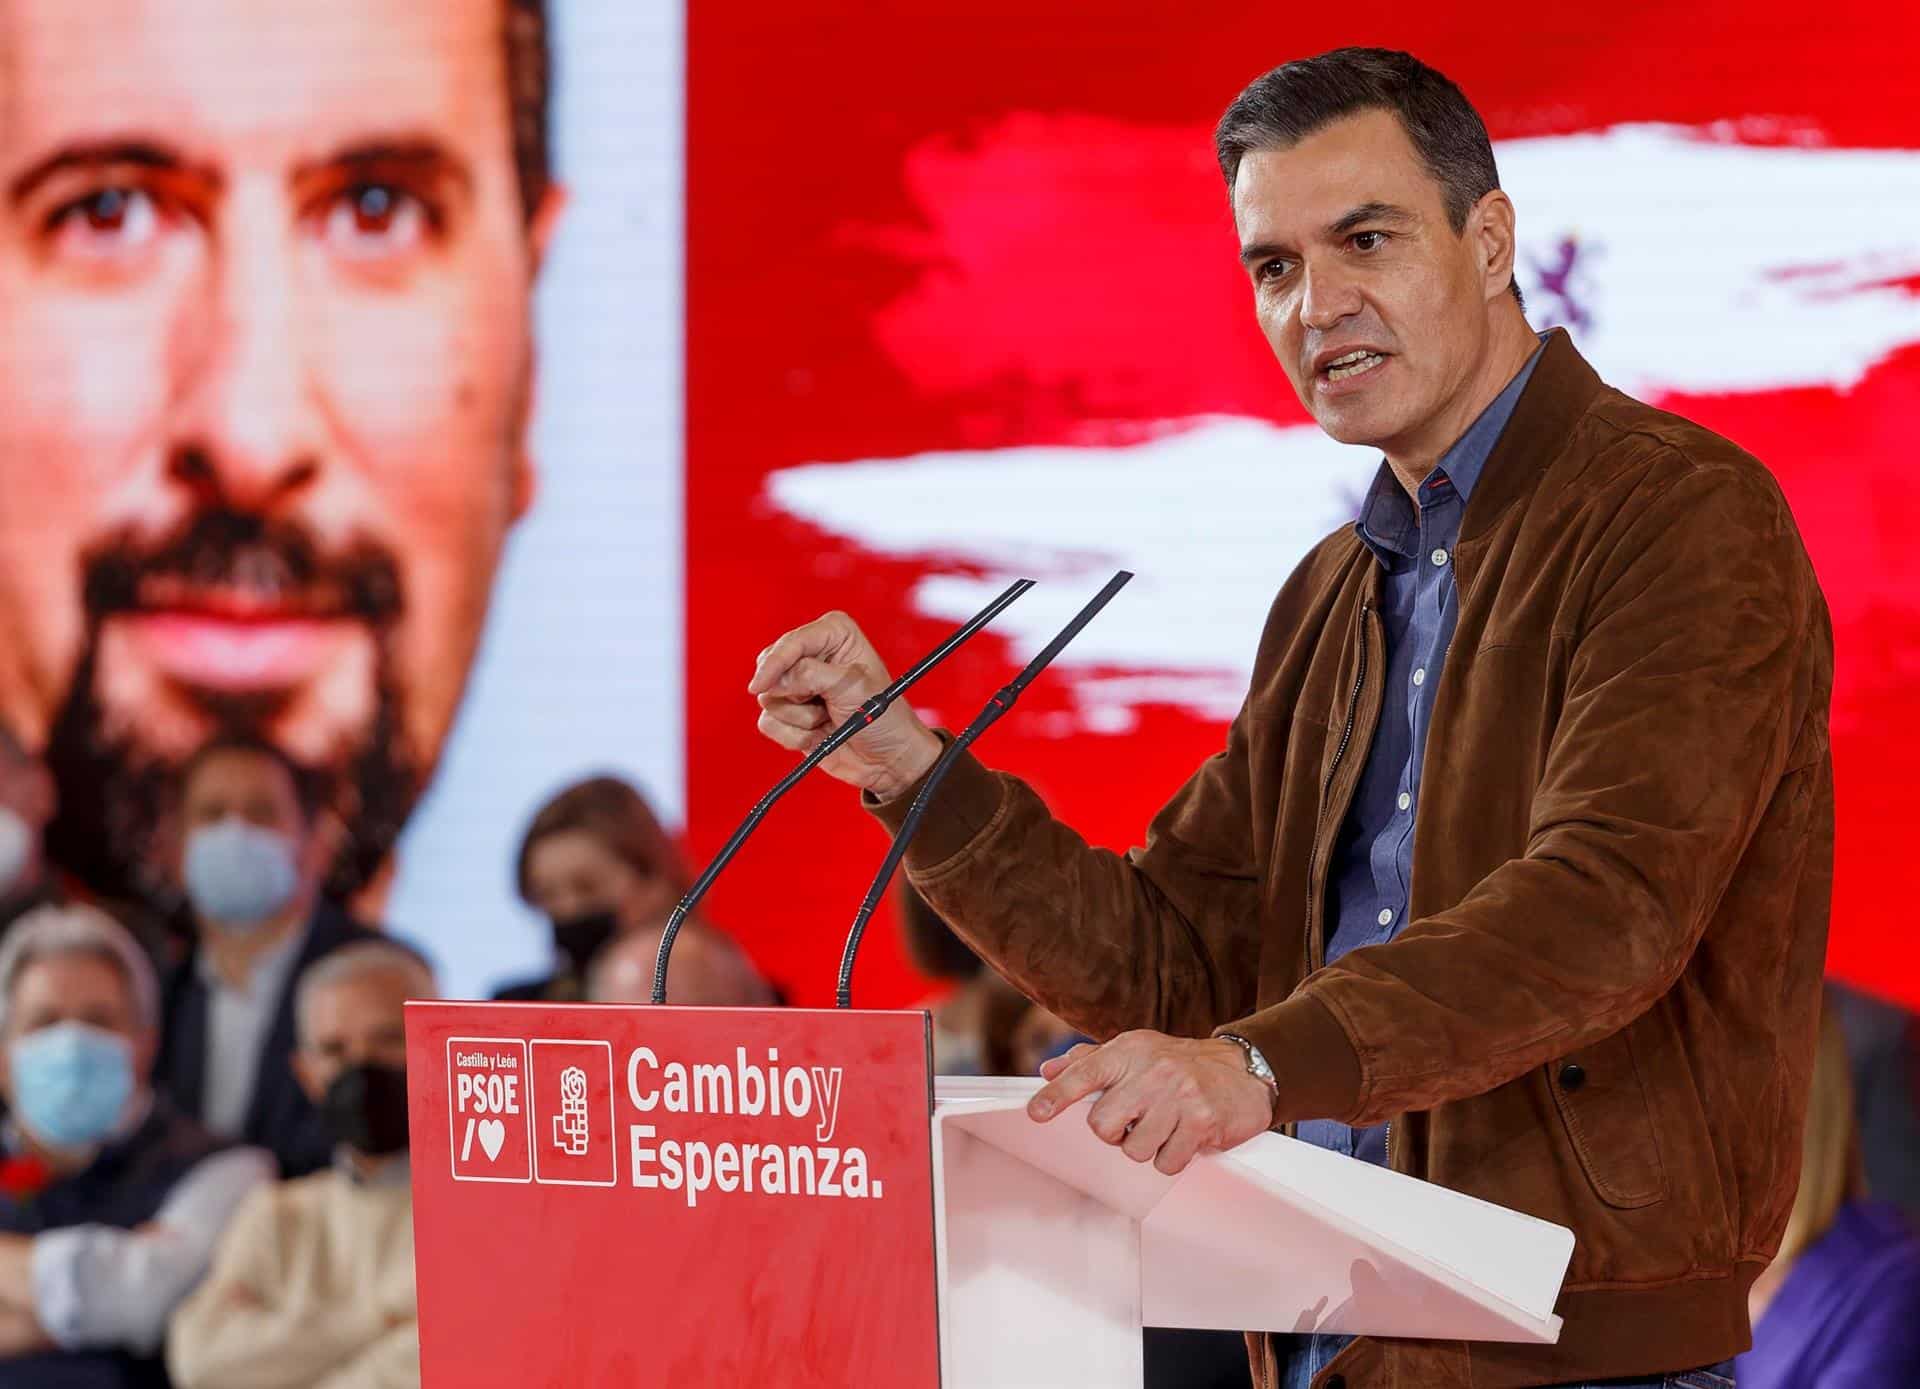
{"left": 1353, "top": 333, "right": 1548, "bottom": 565}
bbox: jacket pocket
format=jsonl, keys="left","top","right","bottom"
{"left": 1547, "top": 1026, "right": 1668, "bottom": 1209}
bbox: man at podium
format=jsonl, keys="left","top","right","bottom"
{"left": 750, "top": 47, "right": 1831, "bottom": 1389}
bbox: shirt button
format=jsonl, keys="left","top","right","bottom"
{"left": 1431, "top": 547, "right": 1449, "bottom": 567}
{"left": 1412, "top": 667, "right": 1426, "bottom": 687}
{"left": 1377, "top": 908, "right": 1394, "bottom": 927}
{"left": 1397, "top": 791, "right": 1411, "bottom": 811}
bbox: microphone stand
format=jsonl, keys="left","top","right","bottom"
{"left": 651, "top": 578, "right": 1034, "bottom": 1003}
{"left": 834, "top": 570, "right": 1133, "bottom": 1008}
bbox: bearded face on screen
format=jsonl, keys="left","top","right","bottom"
{"left": 0, "top": 0, "right": 559, "bottom": 906}
{"left": 45, "top": 509, "right": 415, "bottom": 904}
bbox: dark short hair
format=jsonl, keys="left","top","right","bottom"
{"left": 515, "top": 776, "right": 689, "bottom": 903}
{"left": 179, "top": 732, "right": 327, "bottom": 823}
{"left": 1215, "top": 47, "right": 1523, "bottom": 308}
{"left": 504, "top": 0, "right": 553, "bottom": 224}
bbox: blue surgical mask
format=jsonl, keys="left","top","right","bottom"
{"left": 184, "top": 819, "right": 300, "bottom": 931}
{"left": 9, "top": 1021, "right": 135, "bottom": 1151}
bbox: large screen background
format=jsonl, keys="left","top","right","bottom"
{"left": 24, "top": 1, "right": 1905, "bottom": 1010}
{"left": 390, "top": 0, "right": 683, "bottom": 997}
{"left": 685, "top": 3, "right": 1920, "bottom": 1010}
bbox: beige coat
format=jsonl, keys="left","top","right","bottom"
{"left": 166, "top": 1166, "right": 417, "bottom": 1389}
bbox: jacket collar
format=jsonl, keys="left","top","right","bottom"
{"left": 1456, "top": 327, "right": 1606, "bottom": 547}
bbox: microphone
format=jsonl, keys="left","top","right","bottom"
{"left": 834, "top": 569, "right": 1134, "bottom": 1008}
{"left": 651, "top": 578, "right": 1035, "bottom": 1004}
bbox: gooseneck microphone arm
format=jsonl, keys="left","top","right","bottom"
{"left": 834, "top": 569, "right": 1134, "bottom": 1008}
{"left": 651, "top": 578, "right": 1035, "bottom": 1004}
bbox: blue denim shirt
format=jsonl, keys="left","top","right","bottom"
{"left": 1280, "top": 340, "right": 1543, "bottom": 1389}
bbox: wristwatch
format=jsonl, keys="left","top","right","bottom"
{"left": 1217, "top": 1032, "right": 1279, "bottom": 1114}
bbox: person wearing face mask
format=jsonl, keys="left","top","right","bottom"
{"left": 168, "top": 940, "right": 433, "bottom": 1389}
{"left": 0, "top": 904, "right": 272, "bottom": 1388}
{"left": 0, "top": 729, "right": 56, "bottom": 937}
{"left": 154, "top": 735, "right": 377, "bottom": 1181}
{"left": 496, "top": 775, "right": 693, "bottom": 1002}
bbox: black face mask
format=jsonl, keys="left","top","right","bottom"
{"left": 321, "top": 1063, "right": 412, "bottom": 1157}
{"left": 551, "top": 909, "right": 619, "bottom": 978}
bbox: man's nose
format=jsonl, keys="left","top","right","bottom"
{"left": 1298, "top": 260, "right": 1363, "bottom": 335}
{"left": 170, "top": 191, "right": 324, "bottom": 513}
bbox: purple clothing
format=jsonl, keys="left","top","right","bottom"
{"left": 1737, "top": 1201, "right": 1920, "bottom": 1388}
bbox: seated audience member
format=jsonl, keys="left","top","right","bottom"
{"left": 0, "top": 730, "right": 55, "bottom": 935}
{"left": 155, "top": 735, "right": 375, "bottom": 1179}
{"left": 1829, "top": 979, "right": 1920, "bottom": 1220}
{"left": 169, "top": 942, "right": 432, "bottom": 1389}
{"left": 589, "top": 922, "right": 775, "bottom": 1008}
{"left": 1737, "top": 991, "right": 1920, "bottom": 1386}
{"left": 1009, "top": 1002, "right": 1086, "bottom": 1076}
{"left": 0, "top": 905, "right": 271, "bottom": 1388}
{"left": 497, "top": 776, "right": 691, "bottom": 1002}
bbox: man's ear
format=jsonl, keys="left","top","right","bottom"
{"left": 22, "top": 762, "right": 54, "bottom": 829}
{"left": 304, "top": 809, "right": 348, "bottom": 886}
{"left": 130, "top": 1027, "right": 159, "bottom": 1087}
{"left": 527, "top": 182, "right": 567, "bottom": 278}
{"left": 1470, "top": 188, "right": 1519, "bottom": 304}
{"left": 508, "top": 183, "right": 568, "bottom": 525}
{"left": 290, "top": 1048, "right": 324, "bottom": 1106}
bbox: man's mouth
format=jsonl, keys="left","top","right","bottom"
{"left": 1321, "top": 349, "right": 1388, "bottom": 382}
{"left": 112, "top": 579, "right": 367, "bottom": 696}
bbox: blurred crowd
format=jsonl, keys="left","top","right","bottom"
{"left": 1, "top": 724, "right": 1918, "bottom": 1386}
{"left": 0, "top": 725, "right": 1090, "bottom": 1387}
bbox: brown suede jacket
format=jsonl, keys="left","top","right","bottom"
{"left": 872, "top": 330, "right": 1835, "bottom": 1387}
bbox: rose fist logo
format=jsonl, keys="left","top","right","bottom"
{"left": 554, "top": 1066, "right": 592, "bottom": 1156}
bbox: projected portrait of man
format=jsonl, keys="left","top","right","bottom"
{"left": 0, "top": 0, "right": 560, "bottom": 905}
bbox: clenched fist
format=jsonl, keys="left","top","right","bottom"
{"left": 748, "top": 611, "right": 944, "bottom": 800}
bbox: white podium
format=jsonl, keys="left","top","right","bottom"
{"left": 932, "top": 1076, "right": 1575, "bottom": 1389}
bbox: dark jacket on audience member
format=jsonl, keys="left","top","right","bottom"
{"left": 0, "top": 1100, "right": 225, "bottom": 1389}
{"left": 878, "top": 331, "right": 1835, "bottom": 1388}
{"left": 155, "top": 901, "right": 373, "bottom": 1180}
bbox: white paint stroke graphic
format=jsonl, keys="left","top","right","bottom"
{"left": 1500, "top": 126, "right": 1920, "bottom": 394}
{"left": 771, "top": 418, "right": 1370, "bottom": 729}
{"left": 772, "top": 126, "right": 1920, "bottom": 731}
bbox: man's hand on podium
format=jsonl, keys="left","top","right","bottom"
{"left": 749, "top": 610, "right": 943, "bottom": 801}
{"left": 1026, "top": 1031, "right": 1279, "bottom": 1175}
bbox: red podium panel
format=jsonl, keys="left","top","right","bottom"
{"left": 406, "top": 1002, "right": 940, "bottom": 1388}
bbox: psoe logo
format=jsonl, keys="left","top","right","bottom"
{"left": 554, "top": 1066, "right": 592, "bottom": 1156}
{"left": 530, "top": 1039, "right": 617, "bottom": 1187}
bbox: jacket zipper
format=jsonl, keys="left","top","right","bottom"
{"left": 1303, "top": 601, "right": 1371, "bottom": 975}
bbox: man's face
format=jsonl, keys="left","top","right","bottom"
{"left": 177, "top": 744, "right": 320, "bottom": 871}
{"left": 1233, "top": 109, "right": 1506, "bottom": 458}
{"left": 0, "top": 951, "right": 153, "bottom": 1101}
{"left": 0, "top": 0, "right": 554, "bottom": 900}
{"left": 292, "top": 964, "right": 412, "bottom": 1103}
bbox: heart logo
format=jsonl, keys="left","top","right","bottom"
{"left": 477, "top": 1118, "right": 506, "bottom": 1162}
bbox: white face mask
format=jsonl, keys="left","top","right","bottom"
{"left": 0, "top": 807, "right": 32, "bottom": 898}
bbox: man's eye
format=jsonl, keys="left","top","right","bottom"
{"left": 1258, "top": 259, "right": 1292, "bottom": 281}
{"left": 320, "top": 183, "right": 430, "bottom": 259}
{"left": 1351, "top": 231, "right": 1387, "bottom": 252}
{"left": 49, "top": 187, "right": 162, "bottom": 255}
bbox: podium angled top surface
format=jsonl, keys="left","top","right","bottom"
{"left": 933, "top": 1076, "right": 1573, "bottom": 1343}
